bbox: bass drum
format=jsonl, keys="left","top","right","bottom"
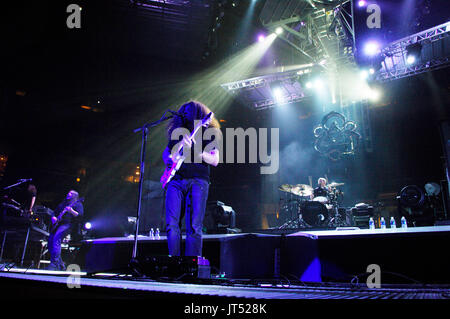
{"left": 313, "top": 196, "right": 328, "bottom": 204}
{"left": 301, "top": 201, "right": 329, "bottom": 227}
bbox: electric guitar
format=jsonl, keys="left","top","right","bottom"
{"left": 160, "top": 112, "right": 213, "bottom": 188}
{"left": 50, "top": 198, "right": 84, "bottom": 232}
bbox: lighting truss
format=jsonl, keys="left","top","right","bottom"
{"left": 259, "top": 0, "right": 355, "bottom": 68}
{"left": 220, "top": 66, "right": 315, "bottom": 110}
{"left": 376, "top": 22, "right": 450, "bottom": 82}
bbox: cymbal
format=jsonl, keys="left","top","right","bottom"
{"left": 295, "top": 189, "right": 313, "bottom": 197}
{"left": 328, "top": 182, "right": 344, "bottom": 187}
{"left": 279, "top": 184, "right": 312, "bottom": 197}
{"left": 278, "top": 184, "right": 296, "bottom": 193}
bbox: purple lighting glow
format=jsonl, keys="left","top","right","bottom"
{"left": 364, "top": 41, "right": 380, "bottom": 56}
{"left": 257, "top": 34, "right": 265, "bottom": 42}
{"left": 358, "top": 0, "right": 367, "bottom": 7}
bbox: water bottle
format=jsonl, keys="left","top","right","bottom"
{"left": 149, "top": 228, "right": 155, "bottom": 239}
{"left": 369, "top": 217, "right": 375, "bottom": 229}
{"left": 380, "top": 217, "right": 386, "bottom": 229}
{"left": 401, "top": 216, "right": 408, "bottom": 228}
{"left": 390, "top": 217, "right": 396, "bottom": 229}
{"left": 155, "top": 228, "right": 160, "bottom": 240}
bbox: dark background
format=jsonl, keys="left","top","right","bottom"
{"left": 0, "top": 0, "right": 449, "bottom": 235}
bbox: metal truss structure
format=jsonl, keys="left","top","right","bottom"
{"left": 220, "top": 65, "right": 316, "bottom": 110}
{"left": 221, "top": 2, "right": 450, "bottom": 109}
{"left": 220, "top": 0, "right": 359, "bottom": 111}
{"left": 259, "top": 0, "right": 356, "bottom": 68}
{"left": 376, "top": 21, "right": 450, "bottom": 82}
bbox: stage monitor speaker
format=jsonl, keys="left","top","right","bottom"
{"left": 204, "top": 201, "right": 236, "bottom": 234}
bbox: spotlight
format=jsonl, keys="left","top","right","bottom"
{"left": 257, "top": 34, "right": 265, "bottom": 42}
{"left": 369, "top": 68, "right": 375, "bottom": 74}
{"left": 275, "top": 27, "right": 283, "bottom": 35}
{"left": 272, "top": 87, "right": 284, "bottom": 103}
{"left": 406, "top": 55, "right": 416, "bottom": 65}
{"left": 314, "top": 79, "right": 324, "bottom": 90}
{"left": 365, "top": 88, "right": 381, "bottom": 101}
{"left": 364, "top": 41, "right": 380, "bottom": 56}
{"left": 84, "top": 222, "right": 92, "bottom": 230}
{"left": 405, "top": 42, "right": 422, "bottom": 65}
{"left": 360, "top": 70, "right": 369, "bottom": 79}
{"left": 305, "top": 81, "right": 313, "bottom": 89}
{"left": 357, "top": 0, "right": 366, "bottom": 7}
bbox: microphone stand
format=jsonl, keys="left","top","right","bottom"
{"left": 3, "top": 180, "right": 28, "bottom": 191}
{"left": 129, "top": 111, "right": 173, "bottom": 275}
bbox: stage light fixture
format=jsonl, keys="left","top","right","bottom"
{"left": 358, "top": 0, "right": 367, "bottom": 7}
{"left": 365, "top": 88, "right": 381, "bottom": 101}
{"left": 272, "top": 87, "right": 284, "bottom": 103}
{"left": 257, "top": 34, "right": 265, "bottom": 42}
{"left": 314, "top": 79, "right": 324, "bottom": 90}
{"left": 405, "top": 42, "right": 422, "bottom": 65}
{"left": 275, "top": 27, "right": 283, "bottom": 35}
{"left": 364, "top": 41, "right": 380, "bottom": 56}
{"left": 360, "top": 70, "right": 369, "bottom": 79}
{"left": 84, "top": 222, "right": 92, "bottom": 230}
{"left": 306, "top": 81, "right": 313, "bottom": 89}
{"left": 406, "top": 55, "right": 416, "bottom": 65}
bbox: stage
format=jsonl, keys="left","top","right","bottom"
{"left": 0, "top": 269, "right": 449, "bottom": 299}
{"left": 1, "top": 225, "right": 450, "bottom": 300}
{"left": 71, "top": 225, "right": 450, "bottom": 283}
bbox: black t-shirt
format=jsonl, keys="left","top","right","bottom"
{"left": 313, "top": 186, "right": 329, "bottom": 198}
{"left": 53, "top": 200, "right": 84, "bottom": 227}
{"left": 167, "top": 129, "right": 218, "bottom": 183}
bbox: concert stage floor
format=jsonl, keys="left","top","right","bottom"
{"left": 0, "top": 269, "right": 449, "bottom": 300}
{"left": 1, "top": 226, "right": 450, "bottom": 300}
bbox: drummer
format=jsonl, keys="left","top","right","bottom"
{"left": 310, "top": 177, "right": 330, "bottom": 200}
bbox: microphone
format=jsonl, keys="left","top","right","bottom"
{"left": 18, "top": 178, "right": 32, "bottom": 182}
{"left": 168, "top": 109, "right": 185, "bottom": 118}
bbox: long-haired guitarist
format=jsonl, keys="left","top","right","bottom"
{"left": 47, "top": 190, "right": 83, "bottom": 270}
{"left": 162, "top": 100, "right": 221, "bottom": 257}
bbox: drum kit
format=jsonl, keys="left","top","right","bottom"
{"left": 277, "top": 182, "right": 346, "bottom": 229}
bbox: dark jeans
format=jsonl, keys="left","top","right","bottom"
{"left": 165, "top": 178, "right": 209, "bottom": 257}
{"left": 47, "top": 223, "right": 71, "bottom": 270}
